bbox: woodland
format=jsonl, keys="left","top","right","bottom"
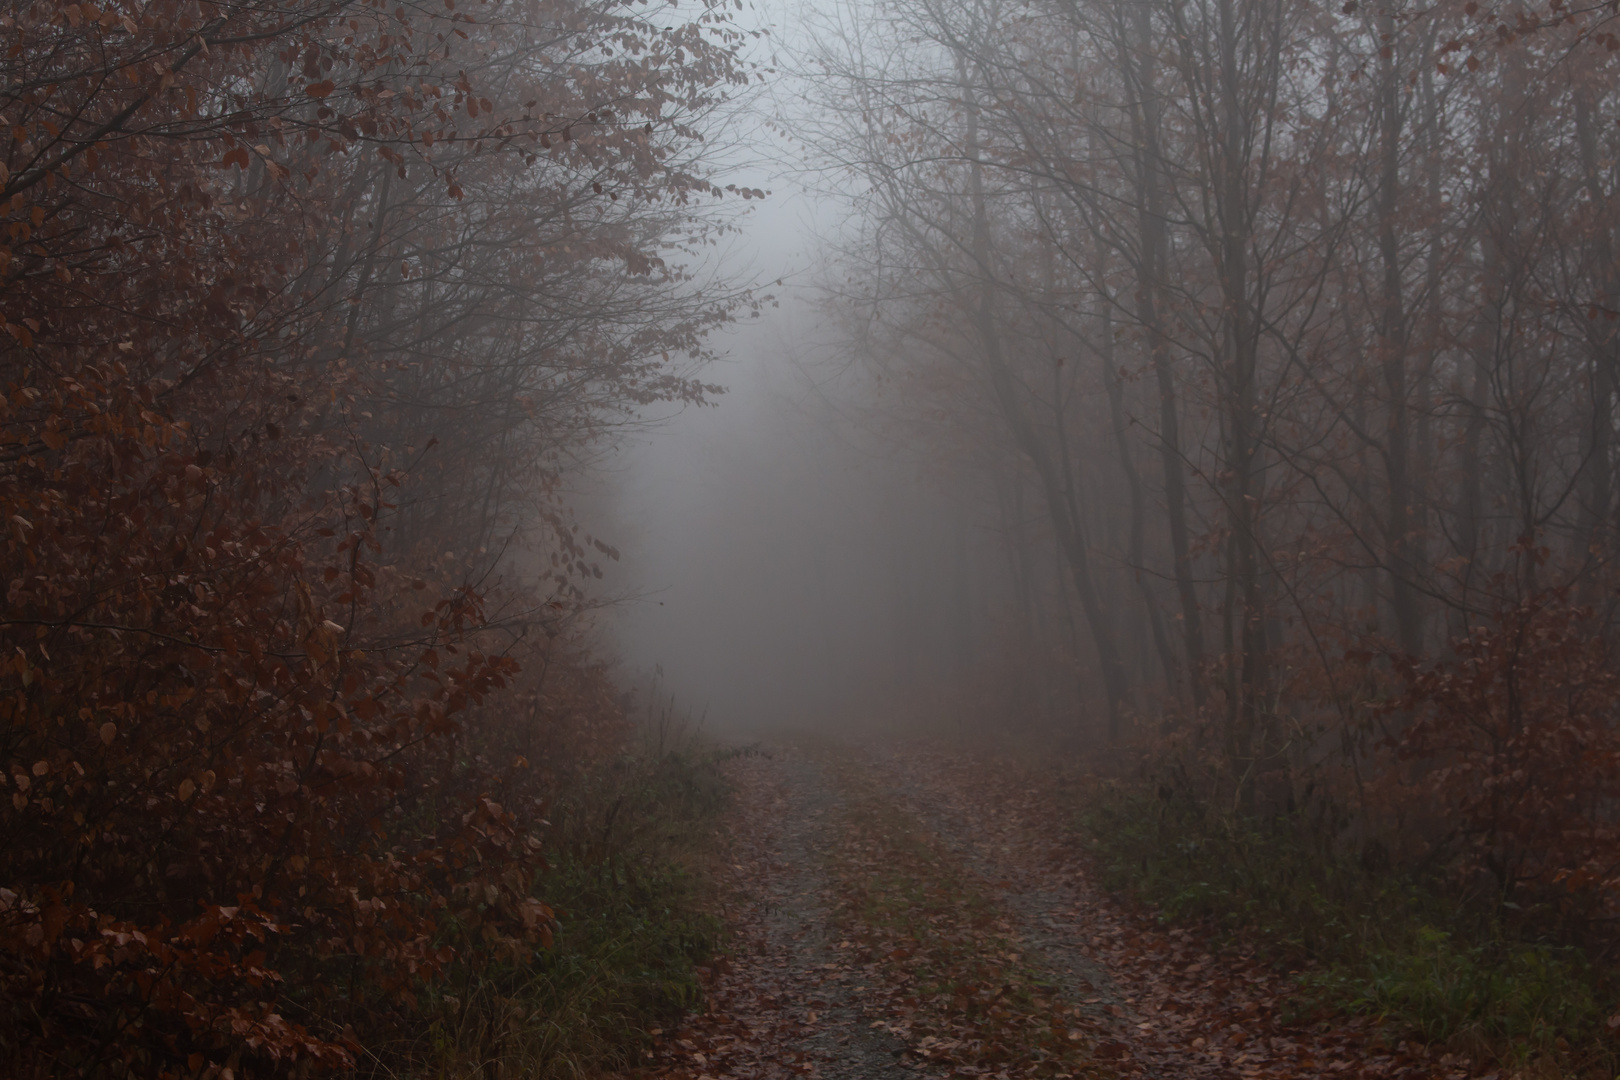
{"left": 786, "top": 0, "right": 1620, "bottom": 1064}
{"left": 0, "top": 0, "right": 756, "bottom": 1071}
{"left": 5, "top": 0, "right": 1620, "bottom": 1072}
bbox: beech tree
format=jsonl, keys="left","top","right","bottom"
{"left": 807, "top": 0, "right": 1620, "bottom": 922}
{"left": 0, "top": 0, "right": 754, "bottom": 1072}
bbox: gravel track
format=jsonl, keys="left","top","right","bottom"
{"left": 649, "top": 738, "right": 1444, "bottom": 1080}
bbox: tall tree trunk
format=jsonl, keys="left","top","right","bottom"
{"left": 1100, "top": 300, "right": 1178, "bottom": 688}
{"left": 1123, "top": 0, "right": 1207, "bottom": 711}
{"left": 1575, "top": 90, "right": 1616, "bottom": 602}
{"left": 1206, "top": 0, "right": 1272, "bottom": 798}
{"left": 961, "top": 58, "right": 1130, "bottom": 738}
{"left": 1375, "top": 7, "right": 1422, "bottom": 656}
{"left": 1410, "top": 35, "right": 1443, "bottom": 646}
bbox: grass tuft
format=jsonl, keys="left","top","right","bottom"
{"left": 414, "top": 854, "right": 721, "bottom": 1080}
{"left": 1084, "top": 782, "right": 1615, "bottom": 1070}
{"left": 370, "top": 702, "right": 736, "bottom": 1080}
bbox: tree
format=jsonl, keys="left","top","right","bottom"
{"left": 0, "top": 0, "right": 753, "bottom": 1072}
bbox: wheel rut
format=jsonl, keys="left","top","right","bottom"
{"left": 644, "top": 737, "right": 1453, "bottom": 1080}
{"left": 648, "top": 744, "right": 918, "bottom": 1080}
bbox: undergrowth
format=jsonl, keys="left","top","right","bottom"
{"left": 1085, "top": 783, "right": 1616, "bottom": 1071}
{"left": 372, "top": 699, "right": 737, "bottom": 1080}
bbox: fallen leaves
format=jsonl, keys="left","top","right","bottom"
{"left": 818, "top": 751, "right": 1108, "bottom": 1080}
{"left": 643, "top": 739, "right": 1470, "bottom": 1080}
{"left": 884, "top": 745, "right": 1473, "bottom": 1080}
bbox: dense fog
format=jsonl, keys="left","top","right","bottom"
{"left": 604, "top": 296, "right": 990, "bottom": 735}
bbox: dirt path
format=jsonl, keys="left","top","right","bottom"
{"left": 644, "top": 738, "right": 1459, "bottom": 1080}
{"left": 646, "top": 744, "right": 917, "bottom": 1080}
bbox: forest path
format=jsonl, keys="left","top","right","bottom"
{"left": 643, "top": 736, "right": 1455, "bottom": 1080}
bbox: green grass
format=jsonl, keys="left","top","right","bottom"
{"left": 374, "top": 725, "right": 740, "bottom": 1080}
{"left": 1304, "top": 926, "right": 1601, "bottom": 1048}
{"left": 1084, "top": 783, "right": 1614, "bottom": 1069}
{"left": 410, "top": 854, "right": 721, "bottom": 1080}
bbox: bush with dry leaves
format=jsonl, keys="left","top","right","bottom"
{"left": 0, "top": 0, "right": 749, "bottom": 1073}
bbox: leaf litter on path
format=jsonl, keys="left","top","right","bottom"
{"left": 635, "top": 739, "right": 1465, "bottom": 1080}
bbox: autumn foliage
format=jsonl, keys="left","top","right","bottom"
{"left": 0, "top": 0, "right": 749, "bottom": 1071}
{"left": 799, "top": 0, "right": 1620, "bottom": 1028}
{"left": 1391, "top": 596, "right": 1620, "bottom": 927}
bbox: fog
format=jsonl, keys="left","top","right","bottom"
{"left": 604, "top": 290, "right": 986, "bottom": 736}
{"left": 596, "top": 95, "right": 1079, "bottom": 738}
{"left": 15, "top": 0, "right": 1620, "bottom": 1064}
{"left": 589, "top": 0, "right": 1620, "bottom": 752}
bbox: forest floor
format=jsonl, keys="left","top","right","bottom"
{"left": 636, "top": 735, "right": 1484, "bottom": 1080}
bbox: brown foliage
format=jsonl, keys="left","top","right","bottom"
{"left": 653, "top": 743, "right": 1463, "bottom": 1080}
{"left": 1394, "top": 596, "right": 1620, "bottom": 922}
{"left": 0, "top": 0, "right": 747, "bottom": 1072}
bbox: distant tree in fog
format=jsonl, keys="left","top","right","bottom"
{"left": 800, "top": 0, "right": 1620, "bottom": 798}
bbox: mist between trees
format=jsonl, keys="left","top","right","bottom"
{"left": 0, "top": 0, "right": 765, "bottom": 1069}
{"left": 4, "top": 0, "right": 1620, "bottom": 1069}
{"left": 765, "top": 0, "right": 1620, "bottom": 992}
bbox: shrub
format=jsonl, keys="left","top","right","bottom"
{"left": 1392, "top": 597, "right": 1620, "bottom": 932}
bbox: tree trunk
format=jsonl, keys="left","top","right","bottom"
{"left": 1375, "top": 9, "right": 1422, "bottom": 656}
{"left": 962, "top": 59, "right": 1130, "bottom": 739}
{"left": 1123, "top": 0, "right": 1207, "bottom": 711}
